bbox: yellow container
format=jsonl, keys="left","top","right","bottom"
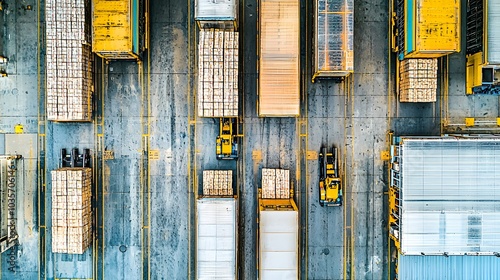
{"left": 402, "top": 0, "right": 460, "bottom": 59}
{"left": 92, "top": 0, "right": 143, "bottom": 60}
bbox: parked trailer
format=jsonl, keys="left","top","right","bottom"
{"left": 258, "top": 0, "right": 300, "bottom": 117}
{"left": 258, "top": 168, "right": 298, "bottom": 280}
{"left": 92, "top": 0, "right": 147, "bottom": 60}
{"left": 197, "top": 170, "right": 237, "bottom": 279}
{"left": 393, "top": 0, "right": 460, "bottom": 60}
{"left": 313, "top": 0, "right": 354, "bottom": 80}
{"left": 466, "top": 0, "right": 500, "bottom": 94}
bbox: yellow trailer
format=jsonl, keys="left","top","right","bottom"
{"left": 394, "top": 0, "right": 460, "bottom": 59}
{"left": 92, "top": 0, "right": 147, "bottom": 60}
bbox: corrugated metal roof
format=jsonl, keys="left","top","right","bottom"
{"left": 398, "top": 255, "right": 500, "bottom": 280}
{"left": 399, "top": 138, "right": 500, "bottom": 255}
{"left": 488, "top": 0, "right": 500, "bottom": 64}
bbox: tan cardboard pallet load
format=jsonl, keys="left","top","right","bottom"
{"left": 203, "top": 170, "right": 233, "bottom": 196}
{"left": 198, "top": 29, "right": 239, "bottom": 118}
{"left": 46, "top": 0, "right": 92, "bottom": 121}
{"left": 52, "top": 168, "right": 92, "bottom": 254}
{"left": 399, "top": 58, "right": 438, "bottom": 102}
{"left": 261, "top": 168, "right": 290, "bottom": 199}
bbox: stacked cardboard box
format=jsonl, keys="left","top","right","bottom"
{"left": 46, "top": 0, "right": 92, "bottom": 121}
{"left": 399, "top": 58, "right": 438, "bottom": 102}
{"left": 202, "top": 170, "right": 233, "bottom": 196}
{"left": 198, "top": 29, "right": 239, "bottom": 118}
{"left": 261, "top": 168, "right": 290, "bottom": 199}
{"left": 52, "top": 168, "right": 92, "bottom": 254}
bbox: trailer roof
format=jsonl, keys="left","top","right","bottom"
{"left": 398, "top": 137, "right": 500, "bottom": 255}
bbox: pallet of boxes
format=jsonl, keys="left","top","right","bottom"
{"left": 261, "top": 168, "right": 290, "bottom": 199}
{"left": 203, "top": 170, "right": 233, "bottom": 196}
{"left": 399, "top": 58, "right": 438, "bottom": 102}
{"left": 52, "top": 168, "right": 92, "bottom": 254}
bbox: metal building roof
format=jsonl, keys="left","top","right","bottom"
{"left": 488, "top": 0, "right": 500, "bottom": 63}
{"left": 398, "top": 255, "right": 500, "bottom": 280}
{"left": 399, "top": 137, "right": 500, "bottom": 255}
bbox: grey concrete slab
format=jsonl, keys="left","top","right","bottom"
{"left": 5, "top": 133, "right": 37, "bottom": 158}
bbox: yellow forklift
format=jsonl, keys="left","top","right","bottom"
{"left": 319, "top": 146, "right": 342, "bottom": 206}
{"left": 216, "top": 118, "right": 238, "bottom": 160}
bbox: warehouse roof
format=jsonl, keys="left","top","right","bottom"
{"left": 398, "top": 137, "right": 500, "bottom": 255}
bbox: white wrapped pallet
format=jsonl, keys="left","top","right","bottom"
{"left": 46, "top": 0, "right": 92, "bottom": 121}
{"left": 399, "top": 58, "right": 438, "bottom": 102}
{"left": 198, "top": 29, "right": 239, "bottom": 118}
{"left": 51, "top": 168, "right": 92, "bottom": 254}
{"left": 202, "top": 170, "right": 233, "bottom": 196}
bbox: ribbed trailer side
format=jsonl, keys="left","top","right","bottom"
{"left": 259, "top": 210, "right": 298, "bottom": 280}
{"left": 92, "top": 0, "right": 144, "bottom": 60}
{"left": 313, "top": 0, "right": 354, "bottom": 79}
{"left": 196, "top": 198, "right": 237, "bottom": 280}
{"left": 258, "top": 0, "right": 300, "bottom": 117}
{"left": 487, "top": 0, "right": 500, "bottom": 64}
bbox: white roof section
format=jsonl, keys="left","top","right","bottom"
{"left": 196, "top": 198, "right": 237, "bottom": 279}
{"left": 488, "top": 0, "right": 500, "bottom": 64}
{"left": 399, "top": 137, "right": 500, "bottom": 255}
{"left": 195, "top": 0, "right": 238, "bottom": 21}
{"left": 259, "top": 210, "right": 298, "bottom": 280}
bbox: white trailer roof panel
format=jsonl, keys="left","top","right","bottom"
{"left": 197, "top": 198, "right": 237, "bottom": 279}
{"left": 399, "top": 137, "right": 500, "bottom": 255}
{"left": 259, "top": 210, "right": 298, "bottom": 280}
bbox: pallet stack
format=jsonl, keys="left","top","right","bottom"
{"left": 198, "top": 29, "right": 239, "bottom": 118}
{"left": 46, "top": 0, "right": 92, "bottom": 121}
{"left": 261, "top": 168, "right": 290, "bottom": 199}
{"left": 202, "top": 170, "right": 233, "bottom": 196}
{"left": 399, "top": 58, "right": 438, "bottom": 102}
{"left": 52, "top": 168, "right": 92, "bottom": 254}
